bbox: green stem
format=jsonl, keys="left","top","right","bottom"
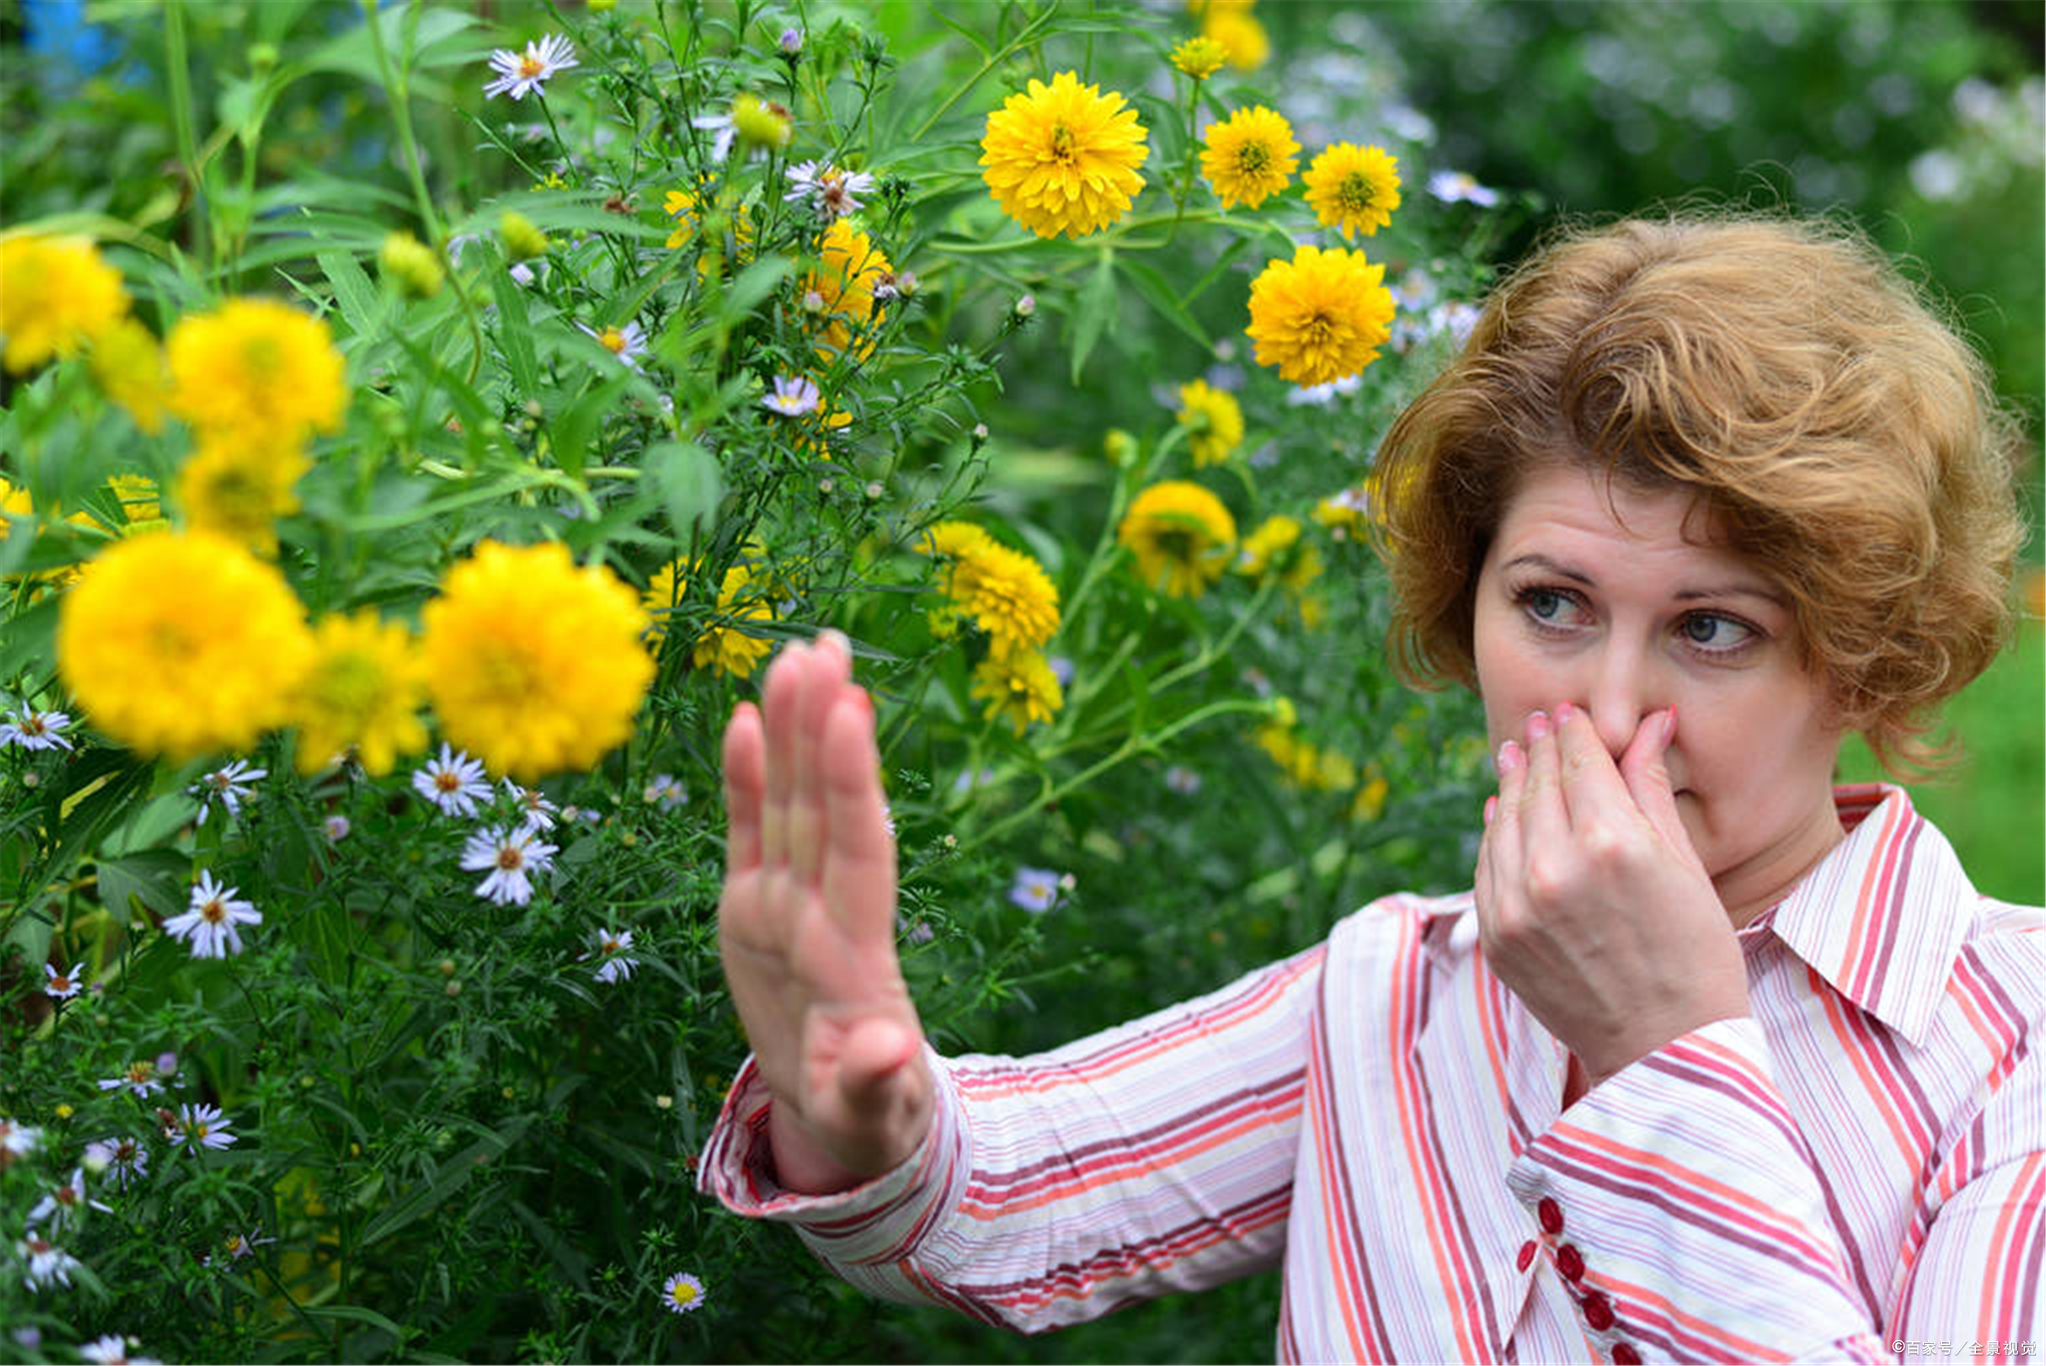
{"left": 164, "top": 0, "right": 208, "bottom": 268}
{"left": 1164, "top": 75, "right": 1204, "bottom": 247}
{"left": 909, "top": 4, "right": 1059, "bottom": 142}
{"left": 362, "top": 0, "right": 443, "bottom": 244}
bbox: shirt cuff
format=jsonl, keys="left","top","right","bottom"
{"left": 695, "top": 1045, "right": 969, "bottom": 1268}
{"left": 1506, "top": 1016, "right": 1876, "bottom": 1362}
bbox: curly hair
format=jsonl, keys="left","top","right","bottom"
{"left": 1372, "top": 210, "right": 2027, "bottom": 774}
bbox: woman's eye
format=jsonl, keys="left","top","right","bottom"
{"left": 1680, "top": 613, "right": 1755, "bottom": 651}
{"left": 1518, "top": 587, "right": 1581, "bottom": 626}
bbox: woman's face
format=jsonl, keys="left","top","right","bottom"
{"left": 1471, "top": 463, "right": 1846, "bottom": 918}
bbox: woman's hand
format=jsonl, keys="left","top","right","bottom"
{"left": 718, "top": 631, "right": 932, "bottom": 1192}
{"left": 1474, "top": 703, "right": 1751, "bottom": 1093}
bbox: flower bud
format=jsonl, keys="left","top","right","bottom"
{"left": 1013, "top": 293, "right": 1036, "bottom": 319}
{"left": 777, "top": 27, "right": 804, "bottom": 56}
{"left": 731, "top": 93, "right": 793, "bottom": 151}
{"left": 500, "top": 210, "right": 550, "bottom": 263}
{"left": 379, "top": 230, "right": 444, "bottom": 299}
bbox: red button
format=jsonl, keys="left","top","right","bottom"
{"left": 1538, "top": 1197, "right": 1564, "bottom": 1235}
{"left": 1555, "top": 1243, "right": 1585, "bottom": 1281}
{"left": 1516, "top": 1239, "right": 1537, "bottom": 1271}
{"left": 1611, "top": 1345, "right": 1642, "bottom": 1365}
{"left": 1582, "top": 1290, "right": 1615, "bottom": 1331}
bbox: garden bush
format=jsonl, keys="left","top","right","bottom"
{"left": 0, "top": 2, "right": 2035, "bottom": 1364}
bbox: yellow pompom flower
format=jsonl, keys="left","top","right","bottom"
{"left": 379, "top": 231, "right": 444, "bottom": 299}
{"left": 917, "top": 521, "right": 995, "bottom": 562}
{"left": 1350, "top": 771, "right": 1389, "bottom": 823}
{"left": 176, "top": 439, "right": 310, "bottom": 553}
{"left": 500, "top": 211, "right": 550, "bottom": 262}
{"left": 1119, "top": 480, "right": 1237, "bottom": 599}
{"left": 805, "top": 219, "right": 892, "bottom": 359}
{"left": 421, "top": 540, "right": 655, "bottom": 780}
{"left": 167, "top": 298, "right": 347, "bottom": 450}
{"left": 664, "top": 188, "right": 755, "bottom": 275}
{"left": 1170, "top": 37, "right": 1228, "bottom": 80}
{"left": 88, "top": 317, "right": 171, "bottom": 434}
{"left": 644, "top": 559, "right": 778, "bottom": 681}
{"left": 0, "top": 234, "right": 128, "bottom": 374}
{"left": 1199, "top": 106, "right": 1299, "bottom": 210}
{"left": 1303, "top": 143, "right": 1402, "bottom": 241}
{"left": 980, "top": 71, "right": 1149, "bottom": 240}
{"left": 970, "top": 649, "right": 1064, "bottom": 735}
{"left": 56, "top": 529, "right": 314, "bottom": 760}
{"left": 1245, "top": 244, "right": 1395, "bottom": 387}
{"left": 1236, "top": 513, "right": 1326, "bottom": 626}
{"left": 1202, "top": 10, "right": 1270, "bottom": 70}
{"left": 952, "top": 541, "right": 1061, "bottom": 660}
{"left": 1175, "top": 378, "right": 1245, "bottom": 467}
{"left": 287, "top": 611, "right": 429, "bottom": 775}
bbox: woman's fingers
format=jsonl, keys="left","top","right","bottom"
{"left": 1618, "top": 707, "right": 1695, "bottom": 863}
{"left": 1517, "top": 709, "right": 1567, "bottom": 850}
{"left": 1553, "top": 702, "right": 1634, "bottom": 831}
{"left": 759, "top": 642, "right": 806, "bottom": 868}
{"left": 722, "top": 701, "right": 766, "bottom": 878}
{"left": 788, "top": 632, "right": 851, "bottom": 885}
{"left": 821, "top": 685, "right": 898, "bottom": 944}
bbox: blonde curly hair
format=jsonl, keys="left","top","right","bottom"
{"left": 1373, "top": 210, "right": 2027, "bottom": 774}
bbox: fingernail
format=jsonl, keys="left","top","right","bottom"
{"left": 1526, "top": 710, "right": 1551, "bottom": 739}
{"left": 1497, "top": 739, "right": 1521, "bottom": 772}
{"left": 1662, "top": 706, "right": 1677, "bottom": 746}
{"left": 821, "top": 627, "right": 849, "bottom": 656}
{"left": 1484, "top": 795, "right": 1497, "bottom": 826}
{"left": 1555, "top": 701, "right": 1576, "bottom": 724}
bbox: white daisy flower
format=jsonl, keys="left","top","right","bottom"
{"left": 458, "top": 824, "right": 558, "bottom": 906}
{"left": 1006, "top": 866, "right": 1060, "bottom": 914}
{"left": 483, "top": 32, "right": 578, "bottom": 101}
{"left": 18, "top": 1232, "right": 79, "bottom": 1290}
{"left": 323, "top": 814, "right": 351, "bottom": 841}
{"left": 83, "top": 1136, "right": 149, "bottom": 1189}
{"left": 784, "top": 161, "right": 877, "bottom": 221}
{"left": 413, "top": 743, "right": 492, "bottom": 817}
{"left": 27, "top": 1167, "right": 111, "bottom": 1229}
{"left": 578, "top": 320, "right": 648, "bottom": 370}
{"left": 1286, "top": 373, "right": 1363, "bottom": 406}
{"left": 190, "top": 759, "right": 265, "bottom": 827}
{"left": 94, "top": 1061, "right": 162, "bottom": 1099}
{"left": 580, "top": 927, "right": 638, "bottom": 984}
{"left": 0, "top": 1117, "right": 41, "bottom": 1160}
{"left": 0, "top": 704, "right": 73, "bottom": 751}
{"left": 641, "top": 774, "right": 686, "bottom": 810}
{"left": 760, "top": 375, "right": 821, "bottom": 416}
{"left": 500, "top": 779, "right": 559, "bottom": 831}
{"left": 662, "top": 1270, "right": 707, "bottom": 1314}
{"left": 172, "top": 1102, "right": 236, "bottom": 1152}
{"left": 79, "top": 1335, "right": 164, "bottom": 1365}
{"left": 162, "top": 870, "right": 262, "bottom": 959}
{"left": 691, "top": 112, "right": 735, "bottom": 161}
{"left": 1427, "top": 168, "right": 1501, "bottom": 207}
{"left": 42, "top": 962, "right": 82, "bottom": 1000}
{"left": 204, "top": 1229, "right": 277, "bottom": 1267}
{"left": 1164, "top": 765, "right": 1202, "bottom": 795}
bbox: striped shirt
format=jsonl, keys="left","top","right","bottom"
{"left": 700, "top": 784, "right": 2044, "bottom": 1363}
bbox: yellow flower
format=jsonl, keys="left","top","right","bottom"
{"left": 421, "top": 540, "right": 654, "bottom": 780}
{"left": 106, "top": 473, "right": 161, "bottom": 526}
{"left": 286, "top": 611, "right": 429, "bottom": 775}
{"left": 663, "top": 188, "right": 754, "bottom": 274}
{"left": 0, "top": 234, "right": 128, "bottom": 373}
{"left": 805, "top": 219, "right": 892, "bottom": 360}
{"left": 1235, "top": 513, "right": 1303, "bottom": 578}
{"left": 1245, "top": 244, "right": 1395, "bottom": 387}
{"left": 644, "top": 559, "right": 778, "bottom": 681}
{"left": 88, "top": 318, "right": 171, "bottom": 434}
{"left": 917, "top": 521, "right": 995, "bottom": 561}
{"left": 56, "top": 529, "right": 314, "bottom": 760}
{"left": 980, "top": 71, "right": 1148, "bottom": 240}
{"left": 970, "top": 649, "right": 1064, "bottom": 734}
{"left": 1119, "top": 480, "right": 1237, "bottom": 599}
{"left": 731, "top": 92, "right": 793, "bottom": 150}
{"left": 955, "top": 542, "right": 1061, "bottom": 659}
{"left": 378, "top": 231, "right": 444, "bottom": 299}
{"left": 1202, "top": 10, "right": 1270, "bottom": 70}
{"left": 1350, "top": 771, "right": 1388, "bottom": 822}
{"left": 1303, "top": 143, "right": 1401, "bottom": 241}
{"left": 176, "top": 438, "right": 310, "bottom": 552}
{"left": 167, "top": 298, "right": 347, "bottom": 450}
{"left": 1311, "top": 481, "right": 1376, "bottom": 538}
{"left": 1175, "top": 378, "right": 1245, "bottom": 467}
{"left": 1170, "top": 37, "right": 1228, "bottom": 80}
{"left": 1199, "top": 106, "right": 1299, "bottom": 210}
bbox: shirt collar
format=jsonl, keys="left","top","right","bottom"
{"left": 1746, "top": 783, "right": 1978, "bottom": 1047}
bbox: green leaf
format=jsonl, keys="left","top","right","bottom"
{"left": 487, "top": 252, "right": 539, "bottom": 398}
{"left": 316, "top": 249, "right": 386, "bottom": 340}
{"left": 646, "top": 441, "right": 722, "bottom": 546}
{"left": 1121, "top": 257, "right": 1211, "bottom": 350}
{"left": 1069, "top": 249, "right": 1118, "bottom": 385}
{"left": 359, "top": 1119, "right": 530, "bottom": 1248}
{"left": 716, "top": 256, "right": 796, "bottom": 327}
{"left": 551, "top": 371, "right": 633, "bottom": 481}
{"left": 93, "top": 851, "right": 188, "bottom": 923}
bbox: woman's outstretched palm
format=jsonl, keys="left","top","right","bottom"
{"left": 718, "top": 631, "right": 932, "bottom": 1192}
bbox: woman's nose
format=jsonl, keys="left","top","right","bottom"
{"left": 1579, "top": 651, "right": 1666, "bottom": 759}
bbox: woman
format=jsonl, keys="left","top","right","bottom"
{"left": 699, "top": 213, "right": 2041, "bottom": 1363}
